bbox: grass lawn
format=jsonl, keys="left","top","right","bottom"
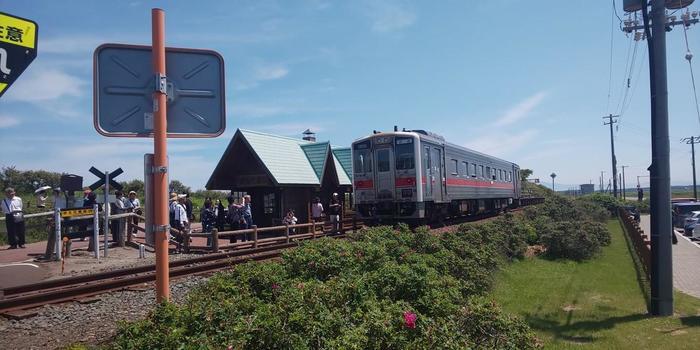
{"left": 492, "top": 219, "right": 700, "bottom": 349}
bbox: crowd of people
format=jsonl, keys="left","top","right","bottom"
{"left": 3, "top": 185, "right": 345, "bottom": 251}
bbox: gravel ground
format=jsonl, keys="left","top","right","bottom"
{"left": 0, "top": 275, "right": 210, "bottom": 350}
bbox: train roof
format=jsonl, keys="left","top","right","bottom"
{"left": 353, "top": 130, "right": 519, "bottom": 167}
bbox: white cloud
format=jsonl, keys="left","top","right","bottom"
{"left": 235, "top": 64, "right": 290, "bottom": 91}
{"left": 247, "top": 122, "right": 326, "bottom": 136}
{"left": 255, "top": 65, "right": 289, "bottom": 80}
{"left": 464, "top": 129, "right": 538, "bottom": 157}
{"left": 232, "top": 104, "right": 299, "bottom": 118}
{"left": 492, "top": 91, "right": 547, "bottom": 127}
{"left": 3, "top": 68, "right": 86, "bottom": 102}
{"left": 41, "top": 35, "right": 114, "bottom": 55}
{"left": 0, "top": 115, "right": 20, "bottom": 128}
{"left": 365, "top": 0, "right": 416, "bottom": 32}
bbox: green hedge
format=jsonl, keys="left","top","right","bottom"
{"left": 112, "top": 225, "right": 539, "bottom": 349}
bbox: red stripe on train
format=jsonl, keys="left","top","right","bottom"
{"left": 445, "top": 178, "right": 514, "bottom": 190}
{"left": 395, "top": 177, "right": 416, "bottom": 187}
{"left": 354, "top": 180, "right": 374, "bottom": 189}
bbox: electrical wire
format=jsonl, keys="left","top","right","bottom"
{"left": 606, "top": 0, "right": 616, "bottom": 113}
{"left": 680, "top": 13, "right": 700, "bottom": 129}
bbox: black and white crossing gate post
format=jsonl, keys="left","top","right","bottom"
{"left": 88, "top": 166, "right": 123, "bottom": 258}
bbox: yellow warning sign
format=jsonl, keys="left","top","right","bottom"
{"left": 0, "top": 12, "right": 38, "bottom": 99}
{"left": 0, "top": 12, "right": 37, "bottom": 49}
{"left": 61, "top": 208, "right": 95, "bottom": 218}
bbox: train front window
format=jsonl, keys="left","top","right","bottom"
{"left": 395, "top": 137, "right": 414, "bottom": 170}
{"left": 353, "top": 141, "right": 372, "bottom": 174}
{"left": 377, "top": 149, "right": 390, "bottom": 172}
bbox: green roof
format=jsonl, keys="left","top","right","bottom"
{"left": 332, "top": 147, "right": 352, "bottom": 182}
{"left": 240, "top": 130, "right": 319, "bottom": 185}
{"left": 207, "top": 129, "right": 351, "bottom": 189}
{"left": 301, "top": 142, "right": 330, "bottom": 180}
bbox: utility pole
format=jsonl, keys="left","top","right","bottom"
{"left": 600, "top": 171, "right": 606, "bottom": 193}
{"left": 621, "top": 0, "right": 699, "bottom": 318}
{"left": 603, "top": 114, "right": 619, "bottom": 198}
{"left": 645, "top": 0, "right": 672, "bottom": 316}
{"left": 681, "top": 136, "right": 700, "bottom": 199}
{"left": 621, "top": 165, "right": 629, "bottom": 200}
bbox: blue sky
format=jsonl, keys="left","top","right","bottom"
{"left": 1, "top": 0, "right": 699, "bottom": 191}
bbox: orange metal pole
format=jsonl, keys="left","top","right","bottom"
{"left": 152, "top": 8, "right": 169, "bottom": 302}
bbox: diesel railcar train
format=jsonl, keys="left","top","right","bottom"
{"left": 352, "top": 129, "right": 521, "bottom": 222}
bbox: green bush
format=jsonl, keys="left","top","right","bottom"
{"left": 539, "top": 221, "right": 603, "bottom": 261}
{"left": 111, "top": 225, "right": 540, "bottom": 349}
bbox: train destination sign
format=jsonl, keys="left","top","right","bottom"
{"left": 0, "top": 12, "right": 38, "bottom": 98}
{"left": 93, "top": 43, "right": 226, "bottom": 137}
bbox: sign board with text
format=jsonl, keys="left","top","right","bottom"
{"left": 0, "top": 12, "right": 38, "bottom": 98}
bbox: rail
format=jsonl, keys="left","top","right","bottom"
{"left": 618, "top": 207, "right": 650, "bottom": 280}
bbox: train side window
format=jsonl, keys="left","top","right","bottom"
{"left": 486, "top": 166, "right": 491, "bottom": 179}
{"left": 499, "top": 169, "right": 503, "bottom": 181}
{"left": 471, "top": 164, "right": 477, "bottom": 177}
{"left": 509, "top": 171, "right": 513, "bottom": 181}
{"left": 450, "top": 159, "right": 458, "bottom": 174}
{"left": 462, "top": 162, "right": 468, "bottom": 176}
{"left": 479, "top": 165, "right": 484, "bottom": 178}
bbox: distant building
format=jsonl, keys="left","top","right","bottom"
{"left": 580, "top": 184, "right": 595, "bottom": 195}
{"left": 207, "top": 129, "right": 352, "bottom": 227}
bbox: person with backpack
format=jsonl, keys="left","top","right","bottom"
{"left": 201, "top": 198, "right": 217, "bottom": 247}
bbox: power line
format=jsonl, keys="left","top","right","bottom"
{"left": 680, "top": 10, "right": 700, "bottom": 130}
{"left": 607, "top": 0, "right": 616, "bottom": 113}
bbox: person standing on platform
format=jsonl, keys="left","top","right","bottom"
{"left": 110, "top": 190, "right": 126, "bottom": 243}
{"left": 227, "top": 196, "right": 241, "bottom": 243}
{"left": 185, "top": 193, "right": 194, "bottom": 222}
{"left": 637, "top": 185, "right": 644, "bottom": 202}
{"left": 311, "top": 197, "right": 324, "bottom": 223}
{"left": 240, "top": 195, "right": 253, "bottom": 241}
{"left": 125, "top": 191, "right": 141, "bottom": 239}
{"left": 169, "top": 193, "right": 178, "bottom": 229}
{"left": 173, "top": 195, "right": 189, "bottom": 251}
{"left": 201, "top": 198, "right": 216, "bottom": 247}
{"left": 328, "top": 193, "right": 342, "bottom": 235}
{"left": 3, "top": 188, "right": 25, "bottom": 249}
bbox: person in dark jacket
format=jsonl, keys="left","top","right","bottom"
{"left": 185, "top": 193, "right": 194, "bottom": 221}
{"left": 328, "top": 193, "right": 342, "bottom": 235}
{"left": 201, "top": 198, "right": 217, "bottom": 247}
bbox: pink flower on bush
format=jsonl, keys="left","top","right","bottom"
{"left": 403, "top": 311, "right": 417, "bottom": 329}
{"left": 272, "top": 283, "right": 280, "bottom": 290}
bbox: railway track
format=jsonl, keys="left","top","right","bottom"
{"left": 0, "top": 199, "right": 544, "bottom": 316}
{"left": 0, "top": 236, "right": 346, "bottom": 315}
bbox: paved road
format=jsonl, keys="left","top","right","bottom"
{"left": 639, "top": 215, "right": 700, "bottom": 298}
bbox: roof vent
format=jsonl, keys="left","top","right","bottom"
{"left": 302, "top": 129, "right": 316, "bottom": 142}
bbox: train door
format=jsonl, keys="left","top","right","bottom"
{"left": 431, "top": 147, "right": 445, "bottom": 202}
{"left": 375, "top": 148, "right": 394, "bottom": 200}
{"left": 423, "top": 145, "right": 433, "bottom": 199}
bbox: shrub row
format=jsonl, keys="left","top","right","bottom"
{"left": 112, "top": 225, "right": 539, "bottom": 349}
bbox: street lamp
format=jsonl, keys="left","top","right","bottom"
{"left": 550, "top": 172, "right": 557, "bottom": 192}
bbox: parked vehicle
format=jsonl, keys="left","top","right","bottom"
{"left": 672, "top": 202, "right": 700, "bottom": 227}
{"left": 683, "top": 210, "right": 700, "bottom": 236}
{"left": 623, "top": 205, "right": 640, "bottom": 223}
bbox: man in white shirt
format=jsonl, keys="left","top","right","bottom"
{"left": 174, "top": 196, "right": 189, "bottom": 230}
{"left": 173, "top": 196, "right": 189, "bottom": 251}
{"left": 125, "top": 191, "right": 141, "bottom": 239}
{"left": 3, "top": 187, "right": 26, "bottom": 249}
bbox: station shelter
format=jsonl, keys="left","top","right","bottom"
{"left": 206, "top": 129, "right": 353, "bottom": 227}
